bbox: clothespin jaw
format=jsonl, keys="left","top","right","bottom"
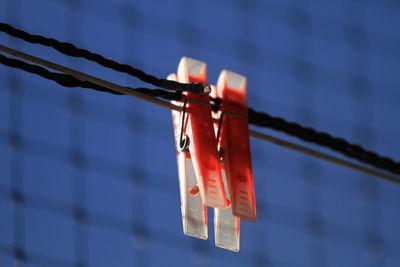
{"left": 216, "top": 70, "right": 256, "bottom": 223}
{"left": 214, "top": 171, "right": 241, "bottom": 252}
{"left": 168, "top": 57, "right": 228, "bottom": 240}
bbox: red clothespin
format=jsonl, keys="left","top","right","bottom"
{"left": 215, "top": 70, "right": 256, "bottom": 223}
{"left": 168, "top": 57, "right": 228, "bottom": 240}
{"left": 211, "top": 81, "right": 240, "bottom": 251}
{"left": 212, "top": 70, "right": 256, "bottom": 252}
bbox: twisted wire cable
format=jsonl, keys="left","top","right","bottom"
{"left": 1, "top": 41, "right": 399, "bottom": 176}
{"left": 0, "top": 53, "right": 181, "bottom": 101}
{"left": 0, "top": 23, "right": 209, "bottom": 94}
{"left": 247, "top": 108, "right": 400, "bottom": 175}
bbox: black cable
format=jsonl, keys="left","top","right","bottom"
{"left": 1, "top": 51, "right": 400, "bottom": 176}
{"left": 0, "top": 53, "right": 181, "bottom": 101}
{"left": 248, "top": 109, "right": 400, "bottom": 175}
{"left": 0, "top": 22, "right": 209, "bottom": 94}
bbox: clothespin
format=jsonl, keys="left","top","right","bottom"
{"left": 168, "top": 57, "right": 256, "bottom": 252}
{"left": 215, "top": 70, "right": 256, "bottom": 223}
{"left": 168, "top": 57, "right": 228, "bottom": 240}
{"left": 212, "top": 70, "right": 256, "bottom": 252}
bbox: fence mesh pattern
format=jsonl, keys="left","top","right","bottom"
{"left": 0, "top": 0, "right": 400, "bottom": 266}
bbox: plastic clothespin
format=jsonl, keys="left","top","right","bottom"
{"left": 211, "top": 70, "right": 256, "bottom": 252}
{"left": 168, "top": 57, "right": 228, "bottom": 240}
{"left": 215, "top": 70, "right": 256, "bottom": 223}
{"left": 210, "top": 81, "right": 240, "bottom": 252}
